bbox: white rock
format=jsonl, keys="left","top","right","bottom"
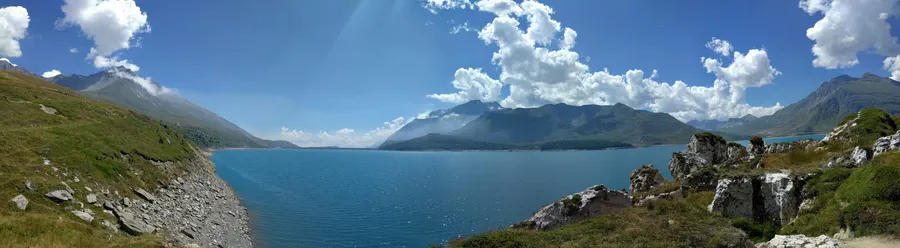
{"left": 86, "top": 194, "right": 98, "bottom": 204}
{"left": 10, "top": 194, "right": 28, "bottom": 210}
{"left": 708, "top": 178, "right": 753, "bottom": 219}
{"left": 850, "top": 146, "right": 868, "bottom": 166}
{"left": 756, "top": 234, "right": 841, "bottom": 248}
{"left": 71, "top": 210, "right": 94, "bottom": 222}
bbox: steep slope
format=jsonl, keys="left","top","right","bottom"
{"left": 721, "top": 73, "right": 900, "bottom": 136}
{"left": 0, "top": 70, "right": 252, "bottom": 247}
{"left": 452, "top": 103, "right": 715, "bottom": 146}
{"left": 48, "top": 67, "right": 296, "bottom": 149}
{"left": 384, "top": 100, "right": 502, "bottom": 142}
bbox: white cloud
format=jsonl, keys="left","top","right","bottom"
{"left": 69, "top": 48, "right": 78, "bottom": 53}
{"left": 423, "top": 0, "right": 474, "bottom": 14}
{"left": 0, "top": 57, "right": 17, "bottom": 66}
{"left": 800, "top": 0, "right": 900, "bottom": 69}
{"left": 476, "top": 0, "right": 522, "bottom": 16}
{"left": 705, "top": 38, "right": 733, "bottom": 57}
{"left": 450, "top": 21, "right": 476, "bottom": 34}
{"left": 425, "top": 0, "right": 783, "bottom": 121}
{"left": 0, "top": 6, "right": 29, "bottom": 58}
{"left": 110, "top": 68, "right": 174, "bottom": 96}
{"left": 426, "top": 67, "right": 502, "bottom": 104}
{"left": 93, "top": 54, "right": 140, "bottom": 71}
{"left": 59, "top": 0, "right": 149, "bottom": 69}
{"left": 41, "top": 69, "right": 62, "bottom": 78}
{"left": 884, "top": 55, "right": 900, "bottom": 80}
{"left": 280, "top": 117, "right": 410, "bottom": 148}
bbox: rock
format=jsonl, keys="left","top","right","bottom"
{"left": 512, "top": 185, "right": 631, "bottom": 230}
{"left": 116, "top": 211, "right": 156, "bottom": 235}
{"left": 764, "top": 139, "right": 819, "bottom": 154}
{"left": 850, "top": 146, "right": 869, "bottom": 166}
{"left": 101, "top": 219, "right": 118, "bottom": 232}
{"left": 103, "top": 201, "right": 116, "bottom": 211}
{"left": 45, "top": 190, "right": 73, "bottom": 203}
{"left": 708, "top": 178, "right": 753, "bottom": 219}
{"left": 823, "top": 111, "right": 860, "bottom": 142}
{"left": 756, "top": 234, "right": 841, "bottom": 248}
{"left": 10, "top": 194, "right": 28, "bottom": 210}
{"left": 123, "top": 197, "right": 132, "bottom": 207}
{"left": 726, "top": 143, "right": 749, "bottom": 163}
{"left": 135, "top": 188, "right": 156, "bottom": 203}
{"left": 86, "top": 194, "right": 98, "bottom": 204}
{"left": 629, "top": 164, "right": 667, "bottom": 194}
{"left": 668, "top": 133, "right": 729, "bottom": 188}
{"left": 182, "top": 229, "right": 198, "bottom": 239}
{"left": 72, "top": 210, "right": 94, "bottom": 222}
{"left": 761, "top": 173, "right": 800, "bottom": 226}
{"left": 749, "top": 136, "right": 766, "bottom": 155}
{"left": 709, "top": 173, "right": 805, "bottom": 226}
{"left": 634, "top": 189, "right": 683, "bottom": 206}
{"left": 25, "top": 179, "right": 34, "bottom": 191}
{"left": 61, "top": 182, "right": 74, "bottom": 194}
{"left": 873, "top": 130, "right": 900, "bottom": 156}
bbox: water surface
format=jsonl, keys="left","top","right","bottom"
{"left": 212, "top": 134, "right": 824, "bottom": 247}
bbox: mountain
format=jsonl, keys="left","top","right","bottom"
{"left": 721, "top": 73, "right": 900, "bottom": 136}
{"left": 451, "top": 103, "right": 730, "bottom": 146}
{"left": 687, "top": 114, "right": 758, "bottom": 131}
{"left": 383, "top": 100, "right": 502, "bottom": 143}
{"left": 0, "top": 59, "right": 37, "bottom": 76}
{"left": 47, "top": 67, "right": 297, "bottom": 149}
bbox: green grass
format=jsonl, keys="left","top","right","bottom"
{"left": 731, "top": 217, "right": 777, "bottom": 243}
{"left": 837, "top": 108, "right": 897, "bottom": 147}
{"left": 0, "top": 71, "right": 198, "bottom": 247}
{"left": 449, "top": 199, "right": 749, "bottom": 248}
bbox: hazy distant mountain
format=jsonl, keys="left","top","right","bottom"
{"left": 48, "top": 67, "right": 297, "bottom": 149}
{"left": 452, "top": 103, "right": 729, "bottom": 146}
{"left": 687, "top": 114, "right": 758, "bottom": 131}
{"left": 0, "top": 59, "right": 37, "bottom": 76}
{"left": 721, "top": 73, "right": 900, "bottom": 136}
{"left": 383, "top": 100, "right": 502, "bottom": 143}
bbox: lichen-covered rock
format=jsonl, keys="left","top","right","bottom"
{"left": 629, "top": 164, "right": 667, "bottom": 194}
{"left": 709, "top": 178, "right": 753, "bottom": 219}
{"left": 850, "top": 146, "right": 869, "bottom": 166}
{"left": 668, "top": 133, "right": 733, "bottom": 190}
{"left": 761, "top": 173, "right": 800, "bottom": 226}
{"left": 873, "top": 130, "right": 900, "bottom": 156}
{"left": 687, "top": 133, "right": 729, "bottom": 165}
{"left": 512, "top": 185, "right": 631, "bottom": 230}
{"left": 10, "top": 194, "right": 28, "bottom": 210}
{"left": 727, "top": 143, "right": 749, "bottom": 164}
{"left": 756, "top": 234, "right": 842, "bottom": 248}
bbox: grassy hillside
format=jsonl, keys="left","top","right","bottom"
{"left": 0, "top": 71, "right": 198, "bottom": 247}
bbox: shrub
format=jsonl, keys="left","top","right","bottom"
{"left": 731, "top": 217, "right": 777, "bottom": 242}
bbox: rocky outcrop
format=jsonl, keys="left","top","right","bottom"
{"left": 873, "top": 130, "right": 900, "bottom": 156}
{"left": 513, "top": 185, "right": 631, "bottom": 230}
{"left": 708, "top": 173, "right": 806, "bottom": 226}
{"left": 764, "top": 139, "right": 819, "bottom": 154}
{"left": 687, "top": 133, "right": 729, "bottom": 165}
{"left": 850, "top": 147, "right": 869, "bottom": 165}
{"left": 629, "top": 164, "right": 667, "bottom": 194}
{"left": 10, "top": 194, "right": 27, "bottom": 210}
{"left": 134, "top": 188, "right": 156, "bottom": 203}
{"left": 756, "top": 235, "right": 842, "bottom": 248}
{"left": 749, "top": 136, "right": 766, "bottom": 155}
{"left": 823, "top": 111, "right": 860, "bottom": 142}
{"left": 633, "top": 189, "right": 683, "bottom": 206}
{"left": 727, "top": 143, "right": 749, "bottom": 163}
{"left": 669, "top": 133, "right": 731, "bottom": 190}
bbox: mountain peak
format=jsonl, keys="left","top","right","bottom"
{"left": 860, "top": 72, "right": 884, "bottom": 81}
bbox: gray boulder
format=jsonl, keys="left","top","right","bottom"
{"left": 764, "top": 139, "right": 818, "bottom": 154}
{"left": 668, "top": 133, "right": 730, "bottom": 188}
{"left": 10, "top": 194, "right": 28, "bottom": 210}
{"left": 686, "top": 133, "right": 728, "bottom": 165}
{"left": 756, "top": 235, "right": 841, "bottom": 248}
{"left": 512, "top": 185, "right": 631, "bottom": 230}
{"left": 135, "top": 188, "right": 156, "bottom": 203}
{"left": 823, "top": 146, "right": 871, "bottom": 169}
{"left": 708, "top": 178, "right": 753, "bottom": 219}
{"left": 850, "top": 147, "right": 870, "bottom": 166}
{"left": 71, "top": 210, "right": 94, "bottom": 222}
{"left": 629, "top": 164, "right": 667, "bottom": 194}
{"left": 708, "top": 173, "right": 805, "bottom": 226}
{"left": 873, "top": 130, "right": 900, "bottom": 156}
{"left": 86, "top": 194, "right": 98, "bottom": 204}
{"left": 726, "top": 143, "right": 749, "bottom": 163}
{"left": 115, "top": 210, "right": 156, "bottom": 235}
{"left": 45, "top": 190, "right": 73, "bottom": 203}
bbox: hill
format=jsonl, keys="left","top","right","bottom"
{"left": 384, "top": 100, "right": 502, "bottom": 143}
{"left": 0, "top": 70, "right": 205, "bottom": 246}
{"left": 687, "top": 114, "right": 758, "bottom": 131}
{"left": 48, "top": 67, "right": 296, "bottom": 149}
{"left": 452, "top": 103, "right": 739, "bottom": 146}
{"left": 721, "top": 73, "right": 900, "bottom": 136}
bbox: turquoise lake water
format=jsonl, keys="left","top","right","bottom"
{"left": 211, "top": 134, "right": 824, "bottom": 247}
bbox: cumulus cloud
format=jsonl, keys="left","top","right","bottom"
{"left": 426, "top": 67, "right": 503, "bottom": 104}
{"left": 800, "top": 0, "right": 900, "bottom": 69}
{"left": 41, "top": 69, "right": 62, "bottom": 78}
{"left": 426, "top": 0, "right": 783, "bottom": 121}
{"left": 280, "top": 117, "right": 410, "bottom": 148}
{"left": 69, "top": 48, "right": 78, "bottom": 53}
{"left": 58, "top": 0, "right": 149, "bottom": 69}
{"left": 884, "top": 55, "right": 900, "bottom": 80}
{"left": 705, "top": 38, "right": 733, "bottom": 56}
{"left": 0, "top": 6, "right": 29, "bottom": 58}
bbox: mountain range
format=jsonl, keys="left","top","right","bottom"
{"left": 686, "top": 114, "right": 758, "bottom": 131}
{"left": 718, "top": 73, "right": 900, "bottom": 136}
{"left": 0, "top": 60, "right": 297, "bottom": 149}
{"left": 383, "top": 100, "right": 502, "bottom": 143}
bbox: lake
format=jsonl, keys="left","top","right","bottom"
{"left": 211, "top": 134, "right": 824, "bottom": 247}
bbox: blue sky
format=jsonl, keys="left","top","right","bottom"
{"left": 2, "top": 0, "right": 899, "bottom": 147}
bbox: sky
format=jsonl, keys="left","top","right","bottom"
{"left": 1, "top": 0, "right": 900, "bottom": 147}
